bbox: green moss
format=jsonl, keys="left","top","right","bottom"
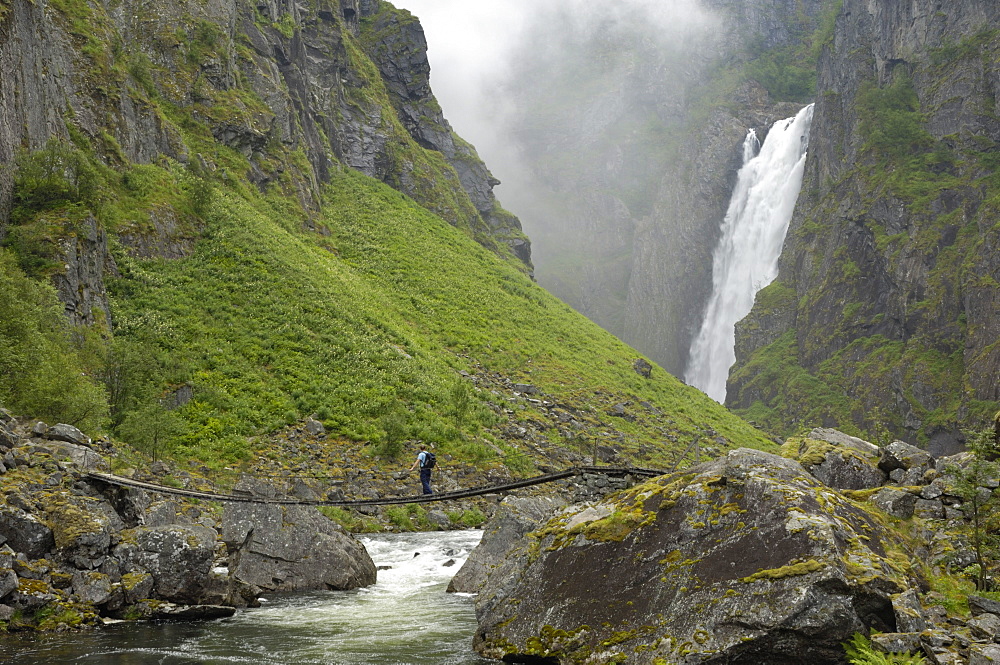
{"left": 741, "top": 559, "right": 826, "bottom": 583}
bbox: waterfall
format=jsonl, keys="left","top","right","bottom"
{"left": 685, "top": 104, "right": 814, "bottom": 403}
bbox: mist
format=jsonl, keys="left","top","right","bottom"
{"left": 392, "top": 0, "right": 734, "bottom": 375}
{"left": 392, "top": 0, "right": 723, "bottom": 221}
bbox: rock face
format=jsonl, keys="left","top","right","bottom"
{"left": 0, "top": 0, "right": 530, "bottom": 308}
{"left": 448, "top": 495, "right": 566, "bottom": 594}
{"left": 472, "top": 448, "right": 918, "bottom": 664}
{"left": 0, "top": 414, "right": 377, "bottom": 629}
{"left": 493, "top": 0, "right": 829, "bottom": 375}
{"left": 221, "top": 477, "right": 376, "bottom": 592}
{"left": 729, "top": 0, "right": 1000, "bottom": 445}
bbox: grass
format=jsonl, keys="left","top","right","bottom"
{"left": 105, "top": 167, "right": 773, "bottom": 468}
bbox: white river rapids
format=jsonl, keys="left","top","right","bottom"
{"left": 0, "top": 530, "right": 499, "bottom": 665}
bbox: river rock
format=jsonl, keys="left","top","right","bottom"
{"left": 448, "top": 495, "right": 567, "bottom": 594}
{"left": 45, "top": 494, "right": 122, "bottom": 568}
{"left": 114, "top": 524, "right": 218, "bottom": 604}
{"left": 71, "top": 570, "right": 114, "bottom": 606}
{"left": 222, "top": 477, "right": 376, "bottom": 592}
{"left": 473, "top": 448, "right": 919, "bottom": 665}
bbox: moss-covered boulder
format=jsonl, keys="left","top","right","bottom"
{"left": 472, "top": 448, "right": 920, "bottom": 665}
{"left": 782, "top": 435, "right": 886, "bottom": 490}
{"left": 114, "top": 525, "right": 218, "bottom": 605}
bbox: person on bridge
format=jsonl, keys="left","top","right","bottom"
{"left": 409, "top": 444, "right": 434, "bottom": 494}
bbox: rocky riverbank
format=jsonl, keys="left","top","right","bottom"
{"left": 0, "top": 401, "right": 632, "bottom": 633}
{"left": 456, "top": 429, "right": 1000, "bottom": 665}
{"left": 0, "top": 409, "right": 381, "bottom": 632}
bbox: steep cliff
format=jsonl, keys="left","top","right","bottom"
{"left": 0, "top": 0, "right": 776, "bottom": 474}
{"left": 493, "top": 0, "right": 835, "bottom": 376}
{"left": 0, "top": 0, "right": 528, "bottom": 274}
{"left": 729, "top": 0, "right": 1000, "bottom": 451}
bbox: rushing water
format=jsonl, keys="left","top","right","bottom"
{"left": 0, "top": 531, "right": 499, "bottom": 665}
{"left": 686, "top": 104, "right": 814, "bottom": 403}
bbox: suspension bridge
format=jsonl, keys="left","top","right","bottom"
{"left": 85, "top": 466, "right": 669, "bottom": 507}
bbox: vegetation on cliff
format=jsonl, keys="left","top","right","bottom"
{"left": 730, "top": 18, "right": 1000, "bottom": 446}
{"left": 0, "top": 0, "right": 773, "bottom": 485}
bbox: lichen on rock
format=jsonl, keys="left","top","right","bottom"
{"left": 472, "top": 448, "right": 921, "bottom": 665}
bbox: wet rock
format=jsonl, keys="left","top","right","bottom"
{"left": 129, "top": 600, "right": 237, "bottom": 621}
{"left": 473, "top": 449, "right": 918, "bottom": 664}
{"left": 449, "top": 495, "right": 567, "bottom": 594}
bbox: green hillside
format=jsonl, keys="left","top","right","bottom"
{"left": 2, "top": 156, "right": 772, "bottom": 473}
{"left": 0, "top": 0, "right": 774, "bottom": 480}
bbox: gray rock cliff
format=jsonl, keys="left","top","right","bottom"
{"left": 729, "top": 0, "right": 1000, "bottom": 446}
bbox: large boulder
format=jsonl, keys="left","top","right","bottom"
{"left": 473, "top": 448, "right": 920, "bottom": 665}
{"left": 448, "top": 495, "right": 567, "bottom": 594}
{"left": 784, "top": 436, "right": 886, "bottom": 490}
{"left": 221, "top": 477, "right": 376, "bottom": 592}
{"left": 114, "top": 524, "right": 218, "bottom": 604}
{"left": 0, "top": 505, "right": 54, "bottom": 559}
{"left": 44, "top": 494, "right": 123, "bottom": 569}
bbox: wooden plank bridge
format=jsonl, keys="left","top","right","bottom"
{"left": 85, "top": 466, "right": 668, "bottom": 508}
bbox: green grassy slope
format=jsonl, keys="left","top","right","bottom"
{"left": 106, "top": 166, "right": 773, "bottom": 469}
{"left": 0, "top": 0, "right": 774, "bottom": 476}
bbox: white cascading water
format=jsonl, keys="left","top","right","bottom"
{"left": 686, "top": 103, "right": 814, "bottom": 403}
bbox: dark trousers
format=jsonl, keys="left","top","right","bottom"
{"left": 419, "top": 468, "right": 432, "bottom": 494}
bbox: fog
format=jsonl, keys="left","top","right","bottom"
{"left": 391, "top": 0, "right": 731, "bottom": 374}
{"left": 392, "top": 0, "right": 722, "bottom": 221}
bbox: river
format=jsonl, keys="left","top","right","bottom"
{"left": 0, "top": 530, "right": 499, "bottom": 665}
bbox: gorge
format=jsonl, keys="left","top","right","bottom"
{"left": 1, "top": 0, "right": 1000, "bottom": 663}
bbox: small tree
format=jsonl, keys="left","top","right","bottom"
{"left": 376, "top": 402, "right": 408, "bottom": 460}
{"left": 947, "top": 426, "right": 1000, "bottom": 591}
{"left": 118, "top": 401, "right": 185, "bottom": 463}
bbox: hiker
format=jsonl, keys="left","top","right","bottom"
{"left": 409, "top": 443, "right": 434, "bottom": 494}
